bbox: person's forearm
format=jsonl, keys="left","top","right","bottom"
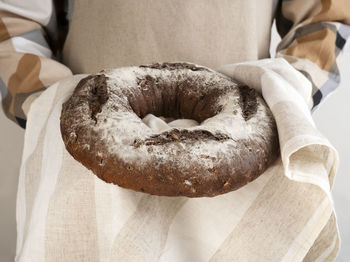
{"left": 0, "top": 2, "right": 72, "bottom": 128}
{"left": 275, "top": 0, "right": 350, "bottom": 111}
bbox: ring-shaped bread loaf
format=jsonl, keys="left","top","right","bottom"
{"left": 60, "top": 62, "right": 279, "bottom": 197}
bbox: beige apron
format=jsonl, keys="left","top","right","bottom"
{"left": 63, "top": 0, "right": 278, "bottom": 74}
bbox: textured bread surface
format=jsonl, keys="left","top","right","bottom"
{"left": 60, "top": 62, "right": 279, "bottom": 197}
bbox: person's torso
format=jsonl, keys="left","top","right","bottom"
{"left": 62, "top": 0, "right": 279, "bottom": 73}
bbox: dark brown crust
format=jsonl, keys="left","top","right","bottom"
{"left": 238, "top": 85, "right": 258, "bottom": 120}
{"left": 89, "top": 74, "right": 109, "bottom": 122}
{"left": 133, "top": 129, "right": 232, "bottom": 147}
{"left": 60, "top": 62, "right": 280, "bottom": 197}
{"left": 139, "top": 61, "right": 211, "bottom": 72}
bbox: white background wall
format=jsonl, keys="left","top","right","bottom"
{"left": 0, "top": 27, "right": 349, "bottom": 262}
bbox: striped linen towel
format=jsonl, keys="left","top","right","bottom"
{"left": 16, "top": 58, "right": 339, "bottom": 261}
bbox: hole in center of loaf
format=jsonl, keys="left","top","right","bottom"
{"left": 141, "top": 114, "right": 199, "bottom": 132}
{"left": 127, "top": 74, "right": 227, "bottom": 126}
{"left": 158, "top": 116, "right": 176, "bottom": 123}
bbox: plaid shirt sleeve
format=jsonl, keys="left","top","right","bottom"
{"left": 275, "top": 0, "right": 350, "bottom": 111}
{"left": 0, "top": 1, "right": 72, "bottom": 128}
